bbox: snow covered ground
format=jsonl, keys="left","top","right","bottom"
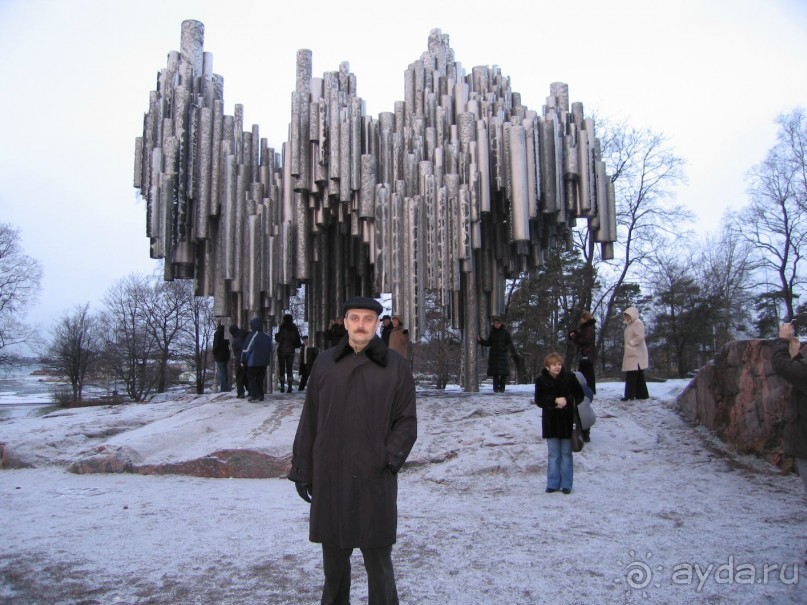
{"left": 1, "top": 379, "right": 805, "bottom": 605}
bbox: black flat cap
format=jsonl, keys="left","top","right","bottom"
{"left": 342, "top": 296, "right": 383, "bottom": 316}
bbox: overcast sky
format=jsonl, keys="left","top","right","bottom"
{"left": 0, "top": 0, "right": 805, "bottom": 334}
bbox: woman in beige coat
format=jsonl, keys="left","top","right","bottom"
{"left": 621, "top": 306, "right": 649, "bottom": 401}
{"left": 388, "top": 316, "right": 410, "bottom": 361}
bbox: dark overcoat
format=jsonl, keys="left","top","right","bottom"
{"left": 770, "top": 338, "right": 807, "bottom": 459}
{"left": 479, "top": 324, "right": 516, "bottom": 376}
{"left": 288, "top": 336, "right": 417, "bottom": 549}
{"left": 534, "top": 367, "right": 584, "bottom": 439}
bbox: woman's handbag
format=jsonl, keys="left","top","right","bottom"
{"left": 571, "top": 401, "right": 585, "bottom": 453}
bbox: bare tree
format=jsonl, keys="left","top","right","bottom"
{"left": 101, "top": 274, "right": 159, "bottom": 402}
{"left": 0, "top": 223, "right": 42, "bottom": 366}
{"left": 698, "top": 222, "right": 757, "bottom": 346}
{"left": 45, "top": 303, "right": 103, "bottom": 402}
{"left": 145, "top": 279, "right": 195, "bottom": 393}
{"left": 740, "top": 109, "right": 807, "bottom": 324}
{"left": 412, "top": 290, "right": 461, "bottom": 389}
{"left": 593, "top": 119, "right": 689, "bottom": 361}
{"left": 178, "top": 288, "right": 217, "bottom": 395}
{"left": 647, "top": 247, "right": 714, "bottom": 377}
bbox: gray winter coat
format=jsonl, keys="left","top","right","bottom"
{"left": 288, "top": 335, "right": 417, "bottom": 549}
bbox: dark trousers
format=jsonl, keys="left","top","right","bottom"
{"left": 298, "top": 367, "right": 311, "bottom": 390}
{"left": 578, "top": 358, "right": 596, "bottom": 394}
{"left": 321, "top": 543, "right": 398, "bottom": 605}
{"left": 624, "top": 368, "right": 649, "bottom": 400}
{"left": 233, "top": 360, "right": 247, "bottom": 397}
{"left": 246, "top": 365, "right": 266, "bottom": 401}
{"left": 492, "top": 375, "right": 507, "bottom": 392}
{"left": 278, "top": 352, "right": 295, "bottom": 388}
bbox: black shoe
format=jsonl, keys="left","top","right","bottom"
{"left": 236, "top": 394, "right": 245, "bottom": 399}
{"left": 562, "top": 488, "right": 571, "bottom": 494}
{"left": 546, "top": 488, "right": 558, "bottom": 493}
{"left": 583, "top": 435, "right": 591, "bottom": 443}
{"left": 286, "top": 386, "right": 293, "bottom": 393}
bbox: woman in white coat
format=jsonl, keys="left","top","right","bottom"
{"left": 621, "top": 306, "right": 649, "bottom": 401}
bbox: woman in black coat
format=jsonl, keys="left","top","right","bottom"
{"left": 534, "top": 352, "right": 584, "bottom": 494}
{"left": 478, "top": 316, "right": 517, "bottom": 392}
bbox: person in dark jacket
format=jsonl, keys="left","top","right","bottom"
{"left": 297, "top": 335, "right": 319, "bottom": 391}
{"left": 229, "top": 324, "right": 248, "bottom": 398}
{"left": 212, "top": 324, "right": 231, "bottom": 393}
{"left": 770, "top": 321, "right": 807, "bottom": 495}
{"left": 568, "top": 310, "right": 597, "bottom": 394}
{"left": 380, "top": 315, "right": 393, "bottom": 345}
{"left": 240, "top": 317, "right": 273, "bottom": 402}
{"left": 534, "top": 352, "right": 584, "bottom": 494}
{"left": 326, "top": 317, "right": 347, "bottom": 349}
{"left": 275, "top": 314, "right": 302, "bottom": 393}
{"left": 289, "top": 296, "right": 417, "bottom": 605}
{"left": 478, "top": 316, "right": 518, "bottom": 392}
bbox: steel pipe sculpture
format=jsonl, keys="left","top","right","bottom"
{"left": 134, "top": 20, "right": 617, "bottom": 391}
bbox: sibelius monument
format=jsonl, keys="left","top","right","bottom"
{"left": 134, "top": 20, "right": 617, "bottom": 391}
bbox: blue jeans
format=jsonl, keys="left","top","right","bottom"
{"left": 216, "top": 361, "right": 230, "bottom": 392}
{"left": 546, "top": 438, "right": 573, "bottom": 491}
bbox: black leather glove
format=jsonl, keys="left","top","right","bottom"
{"left": 295, "top": 482, "right": 312, "bottom": 503}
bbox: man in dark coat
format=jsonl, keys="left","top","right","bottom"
{"left": 478, "top": 316, "right": 518, "bottom": 392}
{"left": 289, "top": 296, "right": 417, "bottom": 605}
{"left": 275, "top": 314, "right": 302, "bottom": 393}
{"left": 297, "top": 335, "right": 318, "bottom": 391}
{"left": 240, "top": 317, "right": 273, "bottom": 402}
{"left": 770, "top": 321, "right": 807, "bottom": 495}
{"left": 229, "top": 324, "right": 248, "bottom": 398}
